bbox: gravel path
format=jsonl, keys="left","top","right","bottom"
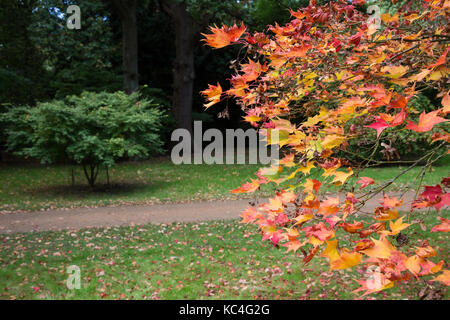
{"left": 0, "top": 192, "right": 419, "bottom": 234}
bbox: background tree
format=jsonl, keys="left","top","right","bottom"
{"left": 30, "top": 0, "right": 122, "bottom": 99}
{"left": 0, "top": 0, "right": 48, "bottom": 105}
{"left": 109, "top": 0, "right": 139, "bottom": 94}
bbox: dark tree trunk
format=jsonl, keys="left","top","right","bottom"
{"left": 83, "top": 164, "right": 99, "bottom": 188}
{"left": 111, "top": 0, "right": 139, "bottom": 94}
{"left": 161, "top": 0, "right": 195, "bottom": 133}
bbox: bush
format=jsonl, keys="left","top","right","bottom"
{"left": 3, "top": 91, "right": 166, "bottom": 187}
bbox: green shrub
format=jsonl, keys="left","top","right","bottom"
{"left": 3, "top": 91, "right": 166, "bottom": 187}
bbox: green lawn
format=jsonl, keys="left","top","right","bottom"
{"left": 0, "top": 157, "right": 448, "bottom": 212}
{"left": 0, "top": 211, "right": 448, "bottom": 300}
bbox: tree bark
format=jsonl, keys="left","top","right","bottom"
{"left": 111, "top": 0, "right": 139, "bottom": 94}
{"left": 83, "top": 164, "right": 99, "bottom": 188}
{"left": 161, "top": 0, "right": 195, "bottom": 133}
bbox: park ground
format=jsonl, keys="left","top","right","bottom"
{"left": 0, "top": 158, "right": 448, "bottom": 300}
{"left": 0, "top": 156, "right": 448, "bottom": 213}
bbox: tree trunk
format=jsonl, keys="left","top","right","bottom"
{"left": 161, "top": 0, "right": 195, "bottom": 133}
{"left": 83, "top": 164, "right": 99, "bottom": 188}
{"left": 111, "top": 0, "right": 139, "bottom": 94}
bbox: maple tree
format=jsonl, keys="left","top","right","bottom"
{"left": 202, "top": 0, "right": 450, "bottom": 297}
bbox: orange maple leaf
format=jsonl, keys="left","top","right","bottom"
{"left": 353, "top": 274, "right": 394, "bottom": 297}
{"left": 354, "top": 239, "right": 375, "bottom": 251}
{"left": 259, "top": 196, "right": 284, "bottom": 213}
{"left": 374, "top": 207, "right": 399, "bottom": 221}
{"left": 303, "top": 245, "right": 320, "bottom": 264}
{"left": 283, "top": 239, "right": 303, "bottom": 253}
{"left": 321, "top": 236, "right": 362, "bottom": 271}
{"left": 240, "top": 59, "right": 266, "bottom": 83}
{"left": 340, "top": 221, "right": 364, "bottom": 233}
{"left": 201, "top": 23, "right": 246, "bottom": 49}
{"left": 415, "top": 243, "right": 436, "bottom": 259}
{"left": 361, "top": 237, "right": 396, "bottom": 259}
{"left": 431, "top": 217, "right": 450, "bottom": 232}
{"left": 381, "top": 196, "right": 402, "bottom": 209}
{"left": 431, "top": 270, "right": 450, "bottom": 286}
{"left": 231, "top": 179, "right": 260, "bottom": 194}
{"left": 318, "top": 196, "right": 340, "bottom": 216}
{"left": 201, "top": 83, "right": 222, "bottom": 109}
{"left": 278, "top": 190, "right": 297, "bottom": 204}
{"left": 293, "top": 213, "right": 314, "bottom": 226}
{"left": 240, "top": 207, "right": 261, "bottom": 224}
{"left": 427, "top": 47, "right": 450, "bottom": 69}
{"left": 405, "top": 110, "right": 448, "bottom": 133}
{"left": 357, "top": 177, "right": 374, "bottom": 189}
{"left": 405, "top": 255, "right": 422, "bottom": 275}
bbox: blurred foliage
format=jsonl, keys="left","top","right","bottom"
{"left": 2, "top": 91, "right": 166, "bottom": 186}
{"left": 249, "top": 0, "right": 310, "bottom": 31}
{"left": 0, "top": 0, "right": 49, "bottom": 105}
{"left": 29, "top": 0, "right": 122, "bottom": 99}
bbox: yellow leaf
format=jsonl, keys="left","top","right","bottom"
{"left": 381, "top": 13, "right": 399, "bottom": 24}
{"left": 293, "top": 213, "right": 314, "bottom": 226}
{"left": 298, "top": 161, "right": 315, "bottom": 175}
{"left": 405, "top": 255, "right": 421, "bottom": 275}
{"left": 428, "top": 66, "right": 450, "bottom": 81}
{"left": 375, "top": 208, "right": 399, "bottom": 221}
{"left": 335, "top": 71, "right": 344, "bottom": 81}
{"left": 321, "top": 134, "right": 346, "bottom": 150}
{"left": 431, "top": 270, "right": 450, "bottom": 286}
{"left": 381, "top": 65, "right": 408, "bottom": 79}
{"left": 331, "top": 167, "right": 353, "bottom": 185}
{"left": 388, "top": 217, "right": 411, "bottom": 235}
{"left": 244, "top": 115, "right": 261, "bottom": 122}
{"left": 272, "top": 118, "right": 296, "bottom": 133}
{"left": 308, "top": 236, "right": 324, "bottom": 246}
{"left": 330, "top": 250, "right": 362, "bottom": 270}
{"left": 287, "top": 131, "right": 307, "bottom": 146}
{"left": 361, "top": 237, "right": 396, "bottom": 259}
{"left": 320, "top": 239, "right": 340, "bottom": 263}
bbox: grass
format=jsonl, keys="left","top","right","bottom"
{"left": 0, "top": 159, "right": 264, "bottom": 212}
{"left": 0, "top": 210, "right": 448, "bottom": 300}
{"left": 0, "top": 157, "right": 448, "bottom": 213}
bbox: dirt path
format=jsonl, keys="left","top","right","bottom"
{"left": 0, "top": 192, "right": 419, "bottom": 234}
